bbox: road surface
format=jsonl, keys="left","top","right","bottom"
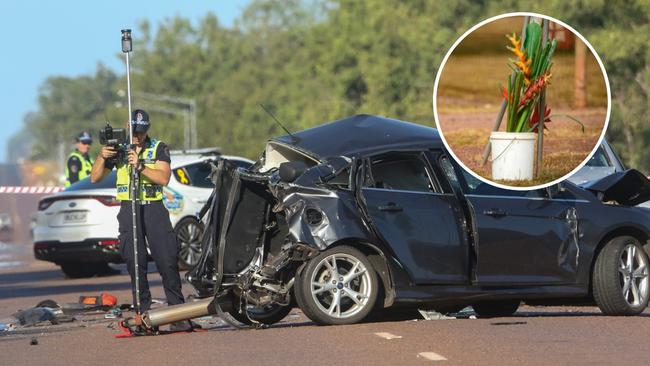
{"left": 1, "top": 235, "right": 649, "bottom": 366}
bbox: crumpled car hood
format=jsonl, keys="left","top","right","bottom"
{"left": 582, "top": 169, "right": 650, "bottom": 206}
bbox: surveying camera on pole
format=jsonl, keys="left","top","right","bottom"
{"left": 121, "top": 28, "right": 143, "bottom": 325}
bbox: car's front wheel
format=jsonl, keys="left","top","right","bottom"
{"left": 175, "top": 217, "right": 204, "bottom": 270}
{"left": 295, "top": 245, "right": 378, "bottom": 325}
{"left": 593, "top": 236, "right": 649, "bottom": 315}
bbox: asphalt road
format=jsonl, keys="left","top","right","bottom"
{"left": 2, "top": 237, "right": 650, "bottom": 366}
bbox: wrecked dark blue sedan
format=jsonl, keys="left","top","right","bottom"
{"left": 187, "top": 114, "right": 650, "bottom": 325}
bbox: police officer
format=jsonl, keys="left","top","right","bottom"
{"left": 90, "top": 109, "right": 191, "bottom": 332}
{"left": 65, "top": 131, "right": 94, "bottom": 186}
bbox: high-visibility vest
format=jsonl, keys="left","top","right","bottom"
{"left": 115, "top": 139, "right": 164, "bottom": 201}
{"left": 65, "top": 151, "right": 94, "bottom": 187}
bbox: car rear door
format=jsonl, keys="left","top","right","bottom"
{"left": 360, "top": 151, "right": 469, "bottom": 285}
{"left": 439, "top": 156, "right": 581, "bottom": 285}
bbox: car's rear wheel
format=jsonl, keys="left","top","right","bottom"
{"left": 472, "top": 300, "right": 520, "bottom": 318}
{"left": 228, "top": 303, "right": 293, "bottom": 325}
{"left": 593, "top": 236, "right": 649, "bottom": 315}
{"left": 295, "top": 245, "right": 378, "bottom": 325}
{"left": 175, "top": 217, "right": 204, "bottom": 270}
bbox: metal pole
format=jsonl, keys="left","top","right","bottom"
{"left": 535, "top": 19, "right": 550, "bottom": 177}
{"left": 481, "top": 16, "right": 530, "bottom": 166}
{"left": 122, "top": 29, "right": 141, "bottom": 320}
{"left": 183, "top": 108, "right": 190, "bottom": 150}
{"left": 190, "top": 100, "right": 197, "bottom": 149}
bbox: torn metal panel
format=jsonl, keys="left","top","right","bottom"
{"left": 583, "top": 169, "right": 650, "bottom": 206}
{"left": 556, "top": 206, "right": 580, "bottom": 272}
{"left": 282, "top": 189, "right": 374, "bottom": 250}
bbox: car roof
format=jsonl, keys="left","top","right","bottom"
{"left": 271, "top": 114, "right": 442, "bottom": 159}
{"left": 170, "top": 154, "right": 254, "bottom": 168}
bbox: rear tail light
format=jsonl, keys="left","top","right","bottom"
{"left": 95, "top": 196, "right": 120, "bottom": 206}
{"left": 34, "top": 242, "right": 49, "bottom": 249}
{"left": 98, "top": 239, "right": 120, "bottom": 246}
{"left": 38, "top": 195, "right": 119, "bottom": 210}
{"left": 38, "top": 199, "right": 54, "bottom": 211}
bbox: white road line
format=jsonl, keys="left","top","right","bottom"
{"left": 417, "top": 352, "right": 447, "bottom": 361}
{"left": 374, "top": 332, "right": 403, "bottom": 339}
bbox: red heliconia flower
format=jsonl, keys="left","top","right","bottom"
{"left": 529, "top": 105, "right": 552, "bottom": 132}
{"left": 518, "top": 73, "right": 552, "bottom": 108}
{"left": 501, "top": 86, "right": 510, "bottom": 103}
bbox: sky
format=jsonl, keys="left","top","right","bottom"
{"left": 0, "top": 0, "right": 250, "bottom": 163}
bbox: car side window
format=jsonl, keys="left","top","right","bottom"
{"left": 440, "top": 156, "right": 545, "bottom": 198}
{"left": 174, "top": 162, "right": 214, "bottom": 188}
{"left": 366, "top": 153, "right": 436, "bottom": 193}
{"left": 586, "top": 146, "right": 611, "bottom": 167}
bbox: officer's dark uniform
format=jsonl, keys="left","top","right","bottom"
{"left": 107, "top": 110, "right": 184, "bottom": 313}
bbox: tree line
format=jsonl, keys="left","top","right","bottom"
{"left": 9, "top": 0, "right": 650, "bottom": 173}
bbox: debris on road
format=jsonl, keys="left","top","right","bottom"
{"left": 30, "top": 337, "right": 38, "bottom": 345}
{"left": 104, "top": 308, "right": 122, "bottom": 319}
{"left": 1, "top": 322, "right": 17, "bottom": 331}
{"left": 79, "top": 293, "right": 117, "bottom": 307}
{"left": 418, "top": 307, "right": 477, "bottom": 320}
{"left": 418, "top": 310, "right": 456, "bottom": 320}
{"left": 3, "top": 293, "right": 122, "bottom": 331}
{"left": 14, "top": 307, "right": 61, "bottom": 326}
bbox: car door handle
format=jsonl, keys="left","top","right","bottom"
{"left": 378, "top": 203, "right": 403, "bottom": 212}
{"left": 483, "top": 208, "right": 507, "bottom": 217}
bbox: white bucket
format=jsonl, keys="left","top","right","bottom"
{"left": 490, "top": 132, "right": 536, "bottom": 181}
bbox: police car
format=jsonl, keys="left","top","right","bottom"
{"left": 32, "top": 149, "right": 253, "bottom": 277}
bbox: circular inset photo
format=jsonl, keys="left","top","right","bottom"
{"left": 433, "top": 12, "right": 610, "bottom": 189}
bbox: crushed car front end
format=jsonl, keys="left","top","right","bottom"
{"left": 186, "top": 115, "right": 435, "bottom": 325}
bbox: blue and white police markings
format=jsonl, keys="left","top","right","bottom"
{"left": 162, "top": 187, "right": 184, "bottom": 215}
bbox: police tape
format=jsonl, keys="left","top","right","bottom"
{"left": 0, "top": 186, "right": 64, "bottom": 194}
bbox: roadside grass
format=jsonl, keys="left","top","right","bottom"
{"left": 444, "top": 119, "right": 602, "bottom": 186}
{"left": 487, "top": 151, "right": 588, "bottom": 186}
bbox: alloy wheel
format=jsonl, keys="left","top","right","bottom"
{"left": 309, "top": 253, "right": 372, "bottom": 319}
{"left": 177, "top": 220, "right": 203, "bottom": 268}
{"left": 618, "top": 243, "right": 649, "bottom": 307}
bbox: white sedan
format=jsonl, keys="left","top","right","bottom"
{"left": 33, "top": 152, "right": 253, "bottom": 277}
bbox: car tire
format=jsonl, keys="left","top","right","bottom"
{"left": 175, "top": 217, "right": 204, "bottom": 271}
{"left": 472, "top": 300, "right": 520, "bottom": 318}
{"left": 228, "top": 303, "right": 293, "bottom": 325}
{"left": 295, "top": 245, "right": 378, "bottom": 325}
{"left": 60, "top": 263, "right": 97, "bottom": 278}
{"left": 593, "top": 236, "right": 650, "bottom": 315}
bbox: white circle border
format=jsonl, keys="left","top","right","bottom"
{"left": 432, "top": 11, "right": 612, "bottom": 191}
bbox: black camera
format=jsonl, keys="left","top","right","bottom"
{"left": 99, "top": 123, "right": 129, "bottom": 165}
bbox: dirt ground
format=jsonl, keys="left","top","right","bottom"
{"left": 436, "top": 106, "right": 607, "bottom": 186}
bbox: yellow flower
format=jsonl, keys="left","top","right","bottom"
{"left": 506, "top": 33, "right": 531, "bottom": 84}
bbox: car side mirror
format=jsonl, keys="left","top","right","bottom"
{"left": 546, "top": 184, "right": 563, "bottom": 198}
{"left": 279, "top": 161, "right": 307, "bottom": 183}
